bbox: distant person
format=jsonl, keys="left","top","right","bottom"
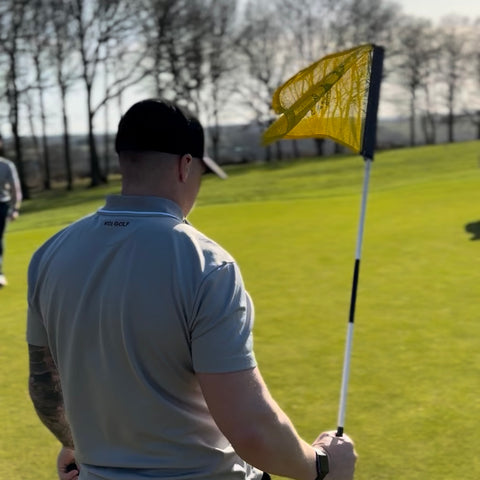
{"left": 0, "top": 134, "right": 22, "bottom": 287}
{"left": 27, "top": 99, "right": 357, "bottom": 480}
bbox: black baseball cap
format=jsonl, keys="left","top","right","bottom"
{"left": 115, "top": 98, "right": 227, "bottom": 179}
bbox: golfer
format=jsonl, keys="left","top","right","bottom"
{"left": 0, "top": 134, "right": 22, "bottom": 287}
{"left": 27, "top": 99, "right": 357, "bottom": 480}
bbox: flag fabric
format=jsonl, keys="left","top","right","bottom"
{"left": 262, "top": 44, "right": 378, "bottom": 155}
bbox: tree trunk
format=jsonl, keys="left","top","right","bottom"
{"left": 86, "top": 86, "right": 105, "bottom": 187}
{"left": 409, "top": 90, "right": 416, "bottom": 147}
{"left": 25, "top": 98, "right": 41, "bottom": 165}
{"left": 103, "top": 104, "right": 110, "bottom": 180}
{"left": 275, "top": 141, "right": 282, "bottom": 161}
{"left": 11, "top": 117, "right": 29, "bottom": 200}
{"left": 211, "top": 127, "right": 220, "bottom": 164}
{"left": 314, "top": 138, "right": 324, "bottom": 157}
{"left": 103, "top": 44, "right": 110, "bottom": 178}
{"left": 264, "top": 145, "right": 271, "bottom": 162}
{"left": 447, "top": 110, "right": 454, "bottom": 143}
{"left": 60, "top": 86, "right": 73, "bottom": 190}
{"left": 292, "top": 140, "right": 299, "bottom": 159}
{"left": 211, "top": 91, "right": 221, "bottom": 163}
{"left": 88, "top": 113, "right": 105, "bottom": 187}
{"left": 8, "top": 57, "right": 29, "bottom": 199}
{"left": 39, "top": 90, "right": 51, "bottom": 190}
{"left": 421, "top": 113, "right": 436, "bottom": 145}
{"left": 447, "top": 84, "right": 455, "bottom": 143}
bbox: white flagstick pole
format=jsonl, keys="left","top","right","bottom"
{"left": 336, "top": 156, "right": 372, "bottom": 437}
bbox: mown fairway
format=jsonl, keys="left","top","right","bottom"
{"left": 1, "top": 141, "right": 479, "bottom": 480}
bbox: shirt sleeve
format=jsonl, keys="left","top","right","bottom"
{"left": 26, "top": 250, "right": 49, "bottom": 346}
{"left": 190, "top": 262, "right": 257, "bottom": 374}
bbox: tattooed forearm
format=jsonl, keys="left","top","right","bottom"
{"left": 28, "top": 344, "right": 74, "bottom": 449}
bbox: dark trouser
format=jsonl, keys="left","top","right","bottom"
{"left": 0, "top": 202, "right": 9, "bottom": 274}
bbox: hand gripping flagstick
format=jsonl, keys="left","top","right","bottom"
{"left": 262, "top": 43, "right": 385, "bottom": 437}
{"left": 336, "top": 45, "right": 384, "bottom": 437}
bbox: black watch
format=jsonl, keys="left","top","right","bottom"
{"left": 314, "top": 448, "right": 329, "bottom": 480}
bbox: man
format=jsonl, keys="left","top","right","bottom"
{"left": 27, "top": 99, "right": 357, "bottom": 480}
{"left": 0, "top": 134, "right": 22, "bottom": 287}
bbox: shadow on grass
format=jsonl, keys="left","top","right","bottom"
{"left": 465, "top": 221, "right": 480, "bottom": 241}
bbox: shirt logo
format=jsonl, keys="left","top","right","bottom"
{"left": 104, "top": 220, "right": 130, "bottom": 227}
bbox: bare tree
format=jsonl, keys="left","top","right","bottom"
{"left": 138, "top": 0, "right": 209, "bottom": 114}
{"left": 326, "top": 0, "right": 400, "bottom": 50}
{"left": 236, "top": 0, "right": 294, "bottom": 161}
{"left": 278, "top": 0, "right": 330, "bottom": 65}
{"left": 137, "top": 0, "right": 179, "bottom": 98}
{"left": 200, "top": 0, "right": 239, "bottom": 162}
{"left": 419, "top": 71, "right": 439, "bottom": 145}
{"left": 464, "top": 17, "right": 480, "bottom": 139}
{"left": 23, "top": 89, "right": 42, "bottom": 163}
{"left": 437, "top": 16, "right": 471, "bottom": 143}
{"left": 0, "top": 0, "right": 30, "bottom": 198}
{"left": 70, "top": 0, "right": 147, "bottom": 186}
{"left": 137, "top": 0, "right": 241, "bottom": 161}
{"left": 47, "top": 0, "right": 79, "bottom": 190}
{"left": 392, "top": 17, "right": 439, "bottom": 146}
{"left": 26, "top": 0, "right": 56, "bottom": 190}
{"left": 142, "top": 0, "right": 242, "bottom": 161}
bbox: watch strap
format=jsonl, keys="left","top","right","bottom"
{"left": 314, "top": 448, "right": 329, "bottom": 480}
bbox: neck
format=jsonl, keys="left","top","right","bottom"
{"left": 118, "top": 152, "right": 193, "bottom": 217}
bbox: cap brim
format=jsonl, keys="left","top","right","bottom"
{"left": 202, "top": 156, "right": 228, "bottom": 179}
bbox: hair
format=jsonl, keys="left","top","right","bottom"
{"left": 118, "top": 151, "right": 179, "bottom": 179}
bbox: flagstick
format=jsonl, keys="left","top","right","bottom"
{"left": 335, "top": 44, "right": 384, "bottom": 438}
{"left": 336, "top": 156, "right": 372, "bottom": 438}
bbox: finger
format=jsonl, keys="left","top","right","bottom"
{"left": 62, "top": 468, "right": 79, "bottom": 480}
{"left": 67, "top": 471, "right": 79, "bottom": 480}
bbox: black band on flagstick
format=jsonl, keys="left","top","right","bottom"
{"left": 348, "top": 259, "right": 361, "bottom": 324}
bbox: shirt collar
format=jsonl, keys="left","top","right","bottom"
{"left": 100, "top": 195, "right": 184, "bottom": 221}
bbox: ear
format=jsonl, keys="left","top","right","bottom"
{"left": 178, "top": 154, "right": 193, "bottom": 183}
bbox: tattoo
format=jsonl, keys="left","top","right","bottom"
{"left": 28, "top": 344, "right": 74, "bottom": 449}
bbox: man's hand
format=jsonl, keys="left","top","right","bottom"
{"left": 313, "top": 431, "right": 357, "bottom": 480}
{"left": 8, "top": 209, "right": 19, "bottom": 221}
{"left": 57, "top": 447, "right": 79, "bottom": 480}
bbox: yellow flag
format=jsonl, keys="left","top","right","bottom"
{"left": 262, "top": 44, "right": 377, "bottom": 154}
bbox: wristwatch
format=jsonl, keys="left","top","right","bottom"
{"left": 314, "top": 448, "right": 329, "bottom": 480}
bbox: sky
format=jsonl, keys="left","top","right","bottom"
{"left": 395, "top": 0, "right": 480, "bottom": 22}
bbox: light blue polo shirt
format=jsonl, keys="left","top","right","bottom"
{"left": 27, "top": 195, "right": 261, "bottom": 480}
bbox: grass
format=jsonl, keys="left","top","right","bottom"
{"left": 1, "top": 141, "right": 479, "bottom": 479}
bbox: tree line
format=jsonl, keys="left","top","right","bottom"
{"left": 0, "top": 0, "right": 478, "bottom": 197}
